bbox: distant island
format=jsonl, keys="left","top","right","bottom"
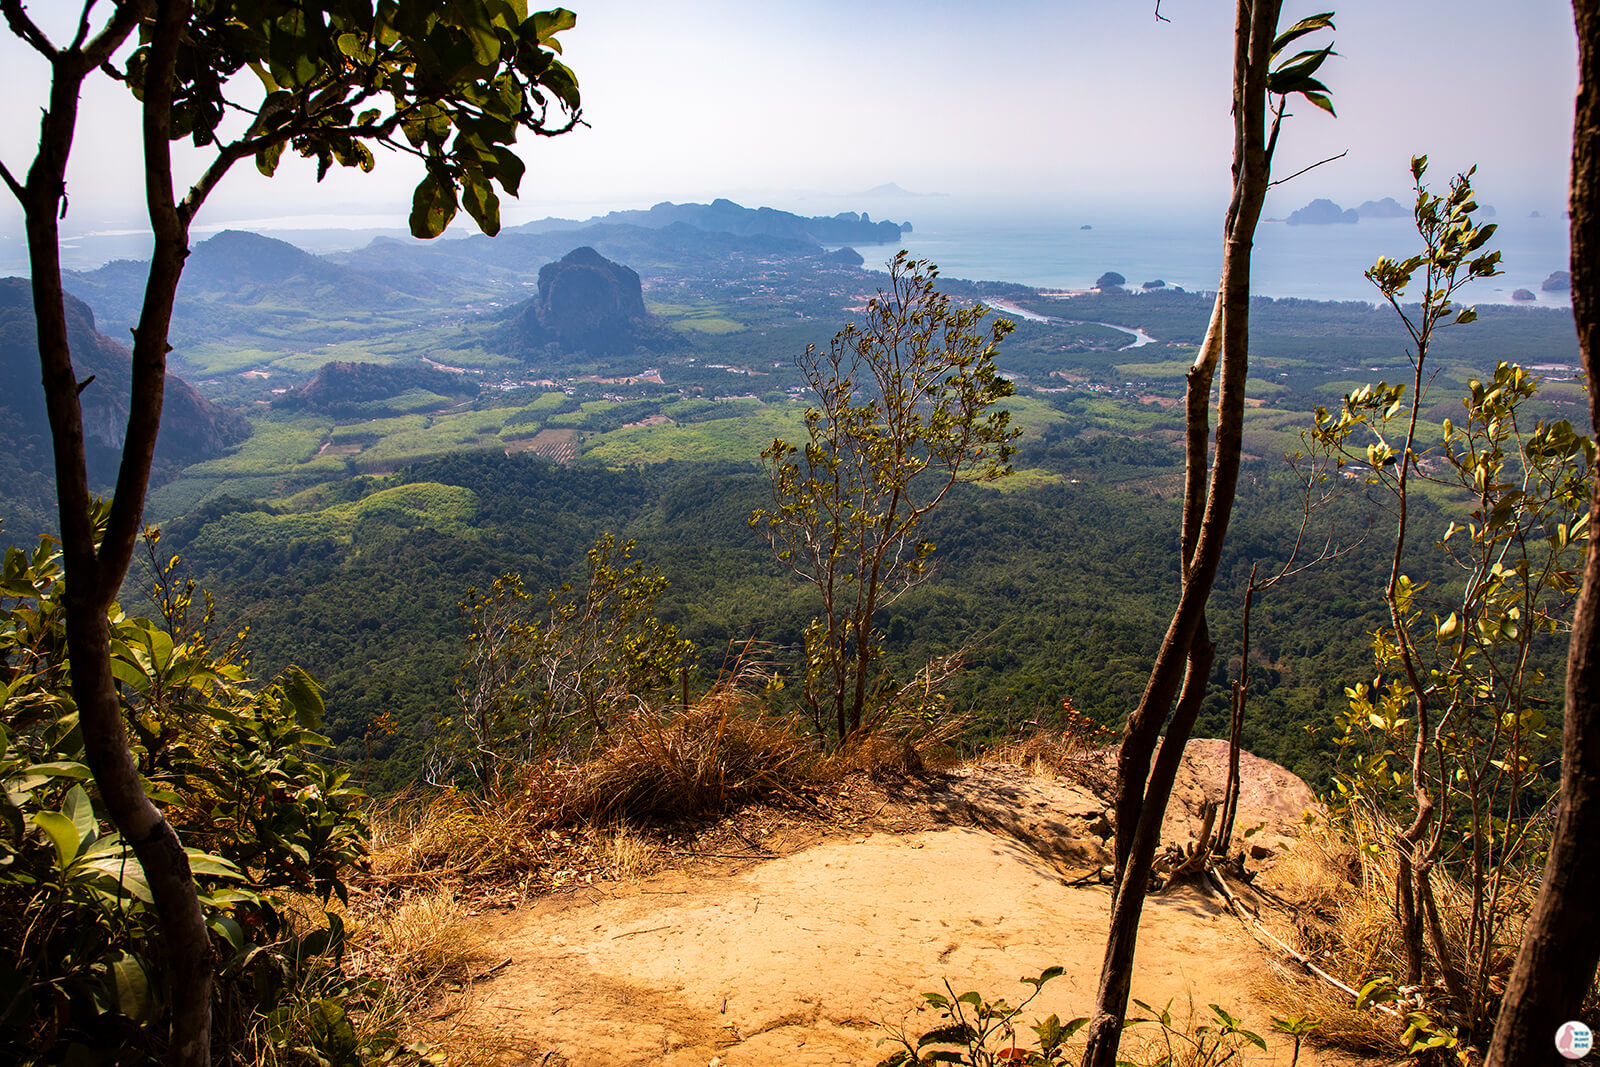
{"left": 1284, "top": 196, "right": 1420, "bottom": 225}
{"left": 513, "top": 198, "right": 908, "bottom": 246}
{"left": 1285, "top": 198, "right": 1358, "bottom": 225}
{"left": 856, "top": 182, "right": 940, "bottom": 199}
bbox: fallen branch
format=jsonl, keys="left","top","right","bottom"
{"left": 1208, "top": 869, "right": 1402, "bottom": 1019}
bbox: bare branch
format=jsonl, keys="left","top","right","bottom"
{"left": 0, "top": 158, "right": 23, "bottom": 202}
{"left": 1153, "top": 1, "right": 1170, "bottom": 23}
{"left": 1268, "top": 148, "right": 1350, "bottom": 188}
{"left": 76, "top": 0, "right": 147, "bottom": 72}
{"left": 71, "top": 0, "right": 97, "bottom": 50}
{"left": 1, "top": 0, "right": 56, "bottom": 57}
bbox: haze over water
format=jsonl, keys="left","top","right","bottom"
{"left": 11, "top": 192, "right": 1574, "bottom": 312}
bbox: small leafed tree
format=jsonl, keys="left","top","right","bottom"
{"left": 753, "top": 253, "right": 1018, "bottom": 747}
{"left": 1309, "top": 162, "right": 1593, "bottom": 1040}
{"left": 2, "top": 4, "right": 582, "bottom": 1062}
{"left": 440, "top": 535, "right": 694, "bottom": 788}
{"left": 1082, "top": 6, "right": 1338, "bottom": 1065}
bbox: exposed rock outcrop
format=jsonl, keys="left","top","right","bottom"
{"left": 499, "top": 247, "right": 672, "bottom": 359}
{"left": 0, "top": 277, "right": 248, "bottom": 484}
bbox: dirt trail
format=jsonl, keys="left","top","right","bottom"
{"left": 438, "top": 750, "right": 1350, "bottom": 1067}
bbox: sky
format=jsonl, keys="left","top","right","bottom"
{"left": 0, "top": 0, "right": 1581, "bottom": 243}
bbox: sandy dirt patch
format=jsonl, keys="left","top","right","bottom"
{"left": 431, "top": 754, "right": 1346, "bottom": 1066}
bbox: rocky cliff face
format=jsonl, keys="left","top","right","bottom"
{"left": 500, "top": 246, "right": 670, "bottom": 358}
{"left": 0, "top": 277, "right": 249, "bottom": 486}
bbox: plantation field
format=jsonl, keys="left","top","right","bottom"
{"left": 647, "top": 299, "right": 746, "bottom": 334}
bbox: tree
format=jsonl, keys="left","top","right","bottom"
{"left": 1305, "top": 164, "right": 1594, "bottom": 1043}
{"left": 1, "top": 4, "right": 581, "bottom": 1062}
{"left": 438, "top": 535, "right": 695, "bottom": 789}
{"left": 752, "top": 253, "right": 1018, "bottom": 747}
{"left": 1487, "top": 3, "right": 1600, "bottom": 1059}
{"left": 1081, "top": 6, "right": 1337, "bottom": 1065}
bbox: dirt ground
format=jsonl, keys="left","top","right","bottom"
{"left": 424, "top": 747, "right": 1371, "bottom": 1067}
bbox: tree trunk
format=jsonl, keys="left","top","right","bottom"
{"left": 1214, "top": 564, "right": 1258, "bottom": 856}
{"left": 17, "top": 3, "right": 212, "bottom": 1063}
{"left": 1082, "top": 4, "right": 1281, "bottom": 1064}
{"left": 1486, "top": 2, "right": 1600, "bottom": 1060}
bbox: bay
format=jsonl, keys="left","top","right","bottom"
{"left": 842, "top": 204, "right": 1573, "bottom": 308}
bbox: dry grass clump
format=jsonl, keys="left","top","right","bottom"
{"left": 242, "top": 889, "right": 489, "bottom": 1067}
{"left": 1251, "top": 817, "right": 1417, "bottom": 1056}
{"left": 594, "top": 823, "right": 661, "bottom": 879}
{"left": 370, "top": 659, "right": 825, "bottom": 884}
{"left": 369, "top": 783, "right": 557, "bottom": 882}
{"left": 560, "top": 700, "right": 819, "bottom": 823}
{"left": 985, "top": 700, "right": 1116, "bottom": 792}
{"left": 360, "top": 888, "right": 491, "bottom": 995}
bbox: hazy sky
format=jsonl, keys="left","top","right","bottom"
{"left": 0, "top": 1, "right": 1581, "bottom": 238}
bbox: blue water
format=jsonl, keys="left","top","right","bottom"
{"left": 843, "top": 207, "right": 1573, "bottom": 309}
{"left": 20, "top": 196, "right": 1575, "bottom": 309}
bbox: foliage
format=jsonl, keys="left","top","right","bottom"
{"left": 753, "top": 253, "right": 1019, "bottom": 746}
{"left": 879, "top": 973, "right": 1275, "bottom": 1067}
{"left": 131, "top": 1, "right": 583, "bottom": 239}
{"left": 434, "top": 534, "right": 695, "bottom": 788}
{"left": 1310, "top": 160, "right": 1593, "bottom": 1040}
{"left": 1123, "top": 999, "right": 1267, "bottom": 1067}
{"left": 877, "top": 967, "right": 1083, "bottom": 1067}
{"left": 0, "top": 530, "right": 410, "bottom": 1065}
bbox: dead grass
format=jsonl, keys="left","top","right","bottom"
{"left": 362, "top": 888, "right": 491, "bottom": 995}
{"left": 1250, "top": 815, "right": 1428, "bottom": 1057}
{"left": 366, "top": 645, "right": 982, "bottom": 897}
{"left": 560, "top": 701, "right": 820, "bottom": 824}
{"left": 593, "top": 823, "right": 661, "bottom": 879}
{"left": 241, "top": 889, "right": 490, "bottom": 1067}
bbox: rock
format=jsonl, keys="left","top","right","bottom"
{"left": 1543, "top": 270, "right": 1572, "bottom": 292}
{"left": 0, "top": 277, "right": 248, "bottom": 485}
{"left": 1286, "top": 198, "right": 1359, "bottom": 225}
{"left": 1095, "top": 271, "right": 1126, "bottom": 291}
{"left": 1141, "top": 279, "right": 1166, "bottom": 290}
{"left": 1512, "top": 288, "right": 1538, "bottom": 302}
{"left": 1355, "top": 196, "right": 1407, "bottom": 219}
{"left": 499, "top": 246, "right": 671, "bottom": 358}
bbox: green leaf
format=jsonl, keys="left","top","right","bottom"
{"left": 110, "top": 656, "right": 149, "bottom": 690}
{"left": 409, "top": 171, "right": 460, "bottom": 239}
{"left": 530, "top": 8, "right": 578, "bottom": 44}
{"left": 32, "top": 810, "right": 80, "bottom": 868}
{"left": 6, "top": 760, "right": 94, "bottom": 792}
{"left": 111, "top": 953, "right": 152, "bottom": 1022}
{"left": 185, "top": 849, "right": 247, "bottom": 882}
{"left": 63, "top": 784, "right": 96, "bottom": 848}
{"left": 279, "top": 665, "right": 326, "bottom": 730}
{"left": 1271, "top": 12, "right": 1335, "bottom": 57}
{"left": 461, "top": 174, "right": 502, "bottom": 235}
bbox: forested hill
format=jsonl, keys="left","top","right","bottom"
{"left": 154, "top": 446, "right": 1472, "bottom": 792}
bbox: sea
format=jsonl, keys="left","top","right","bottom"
{"left": 6, "top": 199, "right": 1574, "bottom": 309}
{"left": 839, "top": 203, "right": 1573, "bottom": 309}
